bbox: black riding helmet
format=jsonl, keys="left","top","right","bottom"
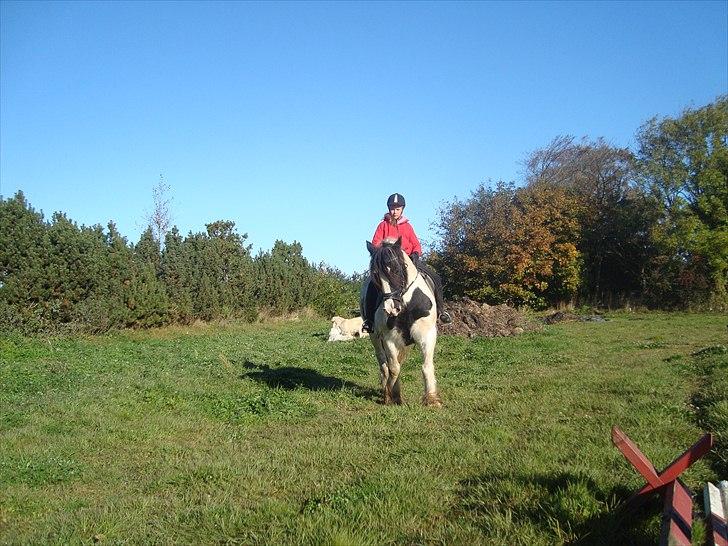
{"left": 387, "top": 193, "right": 406, "bottom": 209}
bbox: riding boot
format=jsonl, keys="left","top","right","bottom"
{"left": 361, "top": 281, "right": 379, "bottom": 333}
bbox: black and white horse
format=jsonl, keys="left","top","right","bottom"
{"left": 362, "top": 237, "right": 442, "bottom": 407}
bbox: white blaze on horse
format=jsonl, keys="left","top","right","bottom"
{"left": 362, "top": 237, "right": 442, "bottom": 407}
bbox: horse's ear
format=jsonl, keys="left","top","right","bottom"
{"left": 394, "top": 237, "right": 402, "bottom": 249}
{"left": 366, "top": 241, "right": 376, "bottom": 255}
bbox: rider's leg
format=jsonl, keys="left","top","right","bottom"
{"left": 416, "top": 263, "right": 451, "bottom": 323}
{"left": 361, "top": 281, "right": 379, "bottom": 332}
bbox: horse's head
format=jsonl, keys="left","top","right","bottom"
{"left": 366, "top": 237, "right": 415, "bottom": 317}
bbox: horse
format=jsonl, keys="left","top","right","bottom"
{"left": 361, "top": 237, "right": 442, "bottom": 407}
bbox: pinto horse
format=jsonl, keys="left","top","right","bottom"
{"left": 362, "top": 237, "right": 442, "bottom": 407}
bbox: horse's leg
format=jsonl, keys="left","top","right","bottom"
{"left": 373, "top": 336, "right": 391, "bottom": 404}
{"left": 388, "top": 355, "right": 402, "bottom": 405}
{"left": 419, "top": 325, "right": 442, "bottom": 407}
{"left": 384, "top": 340, "right": 403, "bottom": 405}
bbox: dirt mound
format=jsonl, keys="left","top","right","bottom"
{"left": 440, "top": 297, "right": 539, "bottom": 338}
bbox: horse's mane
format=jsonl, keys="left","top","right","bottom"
{"left": 369, "top": 239, "right": 407, "bottom": 292}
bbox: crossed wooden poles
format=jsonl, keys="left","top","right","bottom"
{"left": 611, "top": 426, "right": 721, "bottom": 546}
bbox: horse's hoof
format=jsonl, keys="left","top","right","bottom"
{"left": 422, "top": 393, "right": 443, "bottom": 407}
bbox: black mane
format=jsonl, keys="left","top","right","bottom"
{"left": 369, "top": 241, "right": 406, "bottom": 293}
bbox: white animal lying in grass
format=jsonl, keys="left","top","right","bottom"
{"left": 328, "top": 316, "right": 369, "bottom": 341}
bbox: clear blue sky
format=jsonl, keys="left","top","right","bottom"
{"left": 2, "top": 1, "right": 726, "bottom": 274}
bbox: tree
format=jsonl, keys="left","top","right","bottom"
{"left": 135, "top": 227, "right": 161, "bottom": 273}
{"left": 0, "top": 192, "right": 52, "bottom": 331}
{"left": 635, "top": 96, "right": 728, "bottom": 308}
{"left": 431, "top": 181, "right": 581, "bottom": 308}
{"left": 160, "top": 227, "right": 194, "bottom": 322}
{"left": 46, "top": 212, "right": 109, "bottom": 324}
{"left": 145, "top": 175, "right": 173, "bottom": 245}
{"left": 200, "top": 220, "right": 255, "bottom": 318}
{"left": 523, "top": 136, "right": 650, "bottom": 306}
{"left": 308, "top": 263, "right": 360, "bottom": 318}
{"left": 508, "top": 183, "right": 582, "bottom": 307}
{"left": 254, "top": 240, "right": 314, "bottom": 313}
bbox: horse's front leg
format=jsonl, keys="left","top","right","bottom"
{"left": 373, "top": 336, "right": 391, "bottom": 404}
{"left": 383, "top": 340, "right": 403, "bottom": 405}
{"left": 419, "top": 325, "right": 442, "bottom": 407}
{"left": 387, "top": 356, "right": 402, "bottom": 405}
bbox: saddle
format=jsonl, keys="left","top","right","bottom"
{"left": 417, "top": 264, "right": 437, "bottom": 295}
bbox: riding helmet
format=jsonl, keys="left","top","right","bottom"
{"left": 387, "top": 193, "right": 406, "bottom": 209}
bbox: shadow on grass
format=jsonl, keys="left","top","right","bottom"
{"left": 688, "top": 351, "right": 728, "bottom": 478}
{"left": 242, "top": 360, "right": 380, "bottom": 401}
{"left": 455, "top": 470, "right": 660, "bottom": 545}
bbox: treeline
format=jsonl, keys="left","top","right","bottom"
{"left": 2, "top": 97, "right": 725, "bottom": 334}
{"left": 0, "top": 199, "right": 359, "bottom": 334}
{"left": 431, "top": 96, "right": 727, "bottom": 310}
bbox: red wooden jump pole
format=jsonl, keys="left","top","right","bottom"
{"left": 611, "top": 425, "right": 714, "bottom": 546}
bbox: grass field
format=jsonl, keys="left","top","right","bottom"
{"left": 1, "top": 312, "right": 726, "bottom": 545}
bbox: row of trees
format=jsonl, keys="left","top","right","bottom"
{"left": 1, "top": 96, "right": 724, "bottom": 334}
{"left": 0, "top": 195, "right": 358, "bottom": 334}
{"left": 431, "top": 96, "right": 727, "bottom": 310}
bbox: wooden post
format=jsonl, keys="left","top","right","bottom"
{"left": 659, "top": 479, "right": 693, "bottom": 546}
{"left": 704, "top": 482, "right": 728, "bottom": 546}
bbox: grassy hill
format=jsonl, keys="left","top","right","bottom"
{"left": 1, "top": 313, "right": 726, "bottom": 544}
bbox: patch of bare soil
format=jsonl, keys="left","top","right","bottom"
{"left": 542, "top": 311, "right": 608, "bottom": 324}
{"left": 439, "top": 297, "right": 540, "bottom": 338}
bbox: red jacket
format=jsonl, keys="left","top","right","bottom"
{"left": 372, "top": 214, "right": 422, "bottom": 256}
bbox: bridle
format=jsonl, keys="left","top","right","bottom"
{"left": 373, "top": 246, "right": 419, "bottom": 304}
{"left": 382, "top": 271, "right": 420, "bottom": 303}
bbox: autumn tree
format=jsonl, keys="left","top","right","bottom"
{"left": 431, "top": 181, "right": 581, "bottom": 308}
{"left": 508, "top": 183, "right": 582, "bottom": 307}
{"left": 523, "top": 136, "right": 652, "bottom": 306}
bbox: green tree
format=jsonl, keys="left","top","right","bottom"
{"left": 135, "top": 227, "right": 161, "bottom": 273}
{"left": 202, "top": 220, "right": 255, "bottom": 318}
{"left": 0, "top": 192, "right": 52, "bottom": 331}
{"left": 635, "top": 96, "right": 728, "bottom": 308}
{"left": 46, "top": 213, "right": 112, "bottom": 326}
{"left": 308, "top": 263, "right": 360, "bottom": 318}
{"left": 523, "top": 136, "right": 652, "bottom": 306}
{"left": 160, "top": 227, "right": 194, "bottom": 322}
{"left": 255, "top": 240, "right": 314, "bottom": 313}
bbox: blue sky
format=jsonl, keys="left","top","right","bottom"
{"left": 2, "top": 1, "right": 726, "bottom": 274}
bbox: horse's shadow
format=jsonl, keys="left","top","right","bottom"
{"left": 241, "top": 360, "right": 380, "bottom": 401}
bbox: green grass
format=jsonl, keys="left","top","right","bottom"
{"left": 1, "top": 313, "right": 726, "bottom": 545}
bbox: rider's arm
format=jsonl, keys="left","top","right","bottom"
{"left": 372, "top": 221, "right": 386, "bottom": 247}
{"left": 407, "top": 225, "right": 423, "bottom": 256}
